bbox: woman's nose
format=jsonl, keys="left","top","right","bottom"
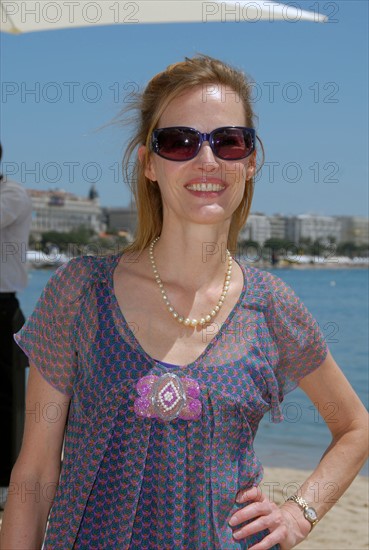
{"left": 194, "top": 141, "right": 219, "bottom": 169}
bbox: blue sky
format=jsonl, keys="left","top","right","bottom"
{"left": 1, "top": 0, "right": 368, "bottom": 216}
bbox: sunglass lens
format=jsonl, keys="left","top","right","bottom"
{"left": 156, "top": 128, "right": 199, "bottom": 160}
{"left": 213, "top": 128, "right": 253, "bottom": 160}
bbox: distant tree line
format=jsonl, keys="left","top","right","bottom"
{"left": 29, "top": 226, "right": 129, "bottom": 256}
{"left": 237, "top": 237, "right": 368, "bottom": 261}
{"left": 29, "top": 228, "right": 368, "bottom": 260}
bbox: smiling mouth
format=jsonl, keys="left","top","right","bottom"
{"left": 185, "top": 183, "right": 225, "bottom": 192}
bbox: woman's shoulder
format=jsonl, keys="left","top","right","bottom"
{"left": 56, "top": 253, "right": 120, "bottom": 277}
{"left": 237, "top": 258, "right": 291, "bottom": 301}
{"left": 46, "top": 253, "right": 121, "bottom": 301}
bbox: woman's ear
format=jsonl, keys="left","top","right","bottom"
{"left": 245, "top": 150, "right": 256, "bottom": 180}
{"left": 138, "top": 145, "right": 156, "bottom": 181}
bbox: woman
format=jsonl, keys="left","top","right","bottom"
{"left": 1, "top": 55, "right": 368, "bottom": 550}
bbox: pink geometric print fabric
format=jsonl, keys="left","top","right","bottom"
{"left": 15, "top": 254, "right": 328, "bottom": 549}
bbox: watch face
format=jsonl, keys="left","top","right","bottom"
{"left": 304, "top": 507, "right": 318, "bottom": 523}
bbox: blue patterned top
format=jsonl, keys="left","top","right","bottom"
{"left": 15, "top": 254, "right": 328, "bottom": 549}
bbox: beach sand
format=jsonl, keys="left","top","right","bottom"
{"left": 1, "top": 467, "right": 368, "bottom": 548}
{"left": 262, "top": 467, "right": 369, "bottom": 549}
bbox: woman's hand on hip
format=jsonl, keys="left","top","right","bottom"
{"left": 228, "top": 486, "right": 311, "bottom": 550}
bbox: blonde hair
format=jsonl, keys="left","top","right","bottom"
{"left": 121, "top": 54, "right": 263, "bottom": 255}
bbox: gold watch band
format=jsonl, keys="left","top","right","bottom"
{"left": 286, "top": 494, "right": 319, "bottom": 530}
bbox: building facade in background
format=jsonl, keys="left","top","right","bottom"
{"left": 285, "top": 214, "right": 342, "bottom": 245}
{"left": 268, "top": 215, "right": 287, "bottom": 241}
{"left": 240, "top": 213, "right": 368, "bottom": 247}
{"left": 338, "top": 216, "right": 369, "bottom": 246}
{"left": 28, "top": 186, "right": 104, "bottom": 239}
{"left": 102, "top": 206, "right": 137, "bottom": 238}
{"left": 239, "top": 213, "right": 271, "bottom": 243}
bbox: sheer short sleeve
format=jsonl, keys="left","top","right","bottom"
{"left": 263, "top": 271, "right": 328, "bottom": 398}
{"left": 14, "top": 257, "right": 93, "bottom": 396}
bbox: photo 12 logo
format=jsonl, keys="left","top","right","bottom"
{"left": 1, "top": 160, "right": 137, "bottom": 185}
{"left": 1, "top": 81, "right": 140, "bottom": 104}
{"left": 201, "top": 81, "right": 340, "bottom": 105}
{"left": 201, "top": 1, "right": 339, "bottom": 23}
{"left": 1, "top": 1, "right": 140, "bottom": 26}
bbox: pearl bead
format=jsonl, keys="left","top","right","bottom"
{"left": 149, "top": 237, "right": 232, "bottom": 329}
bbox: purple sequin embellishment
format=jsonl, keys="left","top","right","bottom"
{"left": 134, "top": 373, "right": 202, "bottom": 422}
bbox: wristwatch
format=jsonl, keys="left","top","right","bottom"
{"left": 286, "top": 495, "right": 319, "bottom": 530}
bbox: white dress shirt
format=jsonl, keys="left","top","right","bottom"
{"left": 0, "top": 179, "right": 32, "bottom": 292}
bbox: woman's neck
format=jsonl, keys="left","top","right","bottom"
{"left": 149, "top": 222, "right": 232, "bottom": 291}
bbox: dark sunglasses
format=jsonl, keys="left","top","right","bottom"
{"left": 151, "top": 126, "right": 256, "bottom": 161}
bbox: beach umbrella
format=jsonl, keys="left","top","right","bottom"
{"left": 0, "top": 0, "right": 327, "bottom": 34}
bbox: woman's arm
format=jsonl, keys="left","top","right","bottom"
{"left": 228, "top": 351, "right": 369, "bottom": 549}
{"left": 279, "top": 351, "right": 369, "bottom": 540}
{"left": 0, "top": 364, "right": 71, "bottom": 550}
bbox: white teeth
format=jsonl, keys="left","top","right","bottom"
{"left": 186, "top": 183, "right": 225, "bottom": 192}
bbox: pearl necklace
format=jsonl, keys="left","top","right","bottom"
{"left": 149, "top": 237, "right": 233, "bottom": 328}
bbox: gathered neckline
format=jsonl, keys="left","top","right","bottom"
{"left": 107, "top": 252, "right": 249, "bottom": 371}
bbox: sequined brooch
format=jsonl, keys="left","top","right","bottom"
{"left": 134, "top": 372, "right": 202, "bottom": 422}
